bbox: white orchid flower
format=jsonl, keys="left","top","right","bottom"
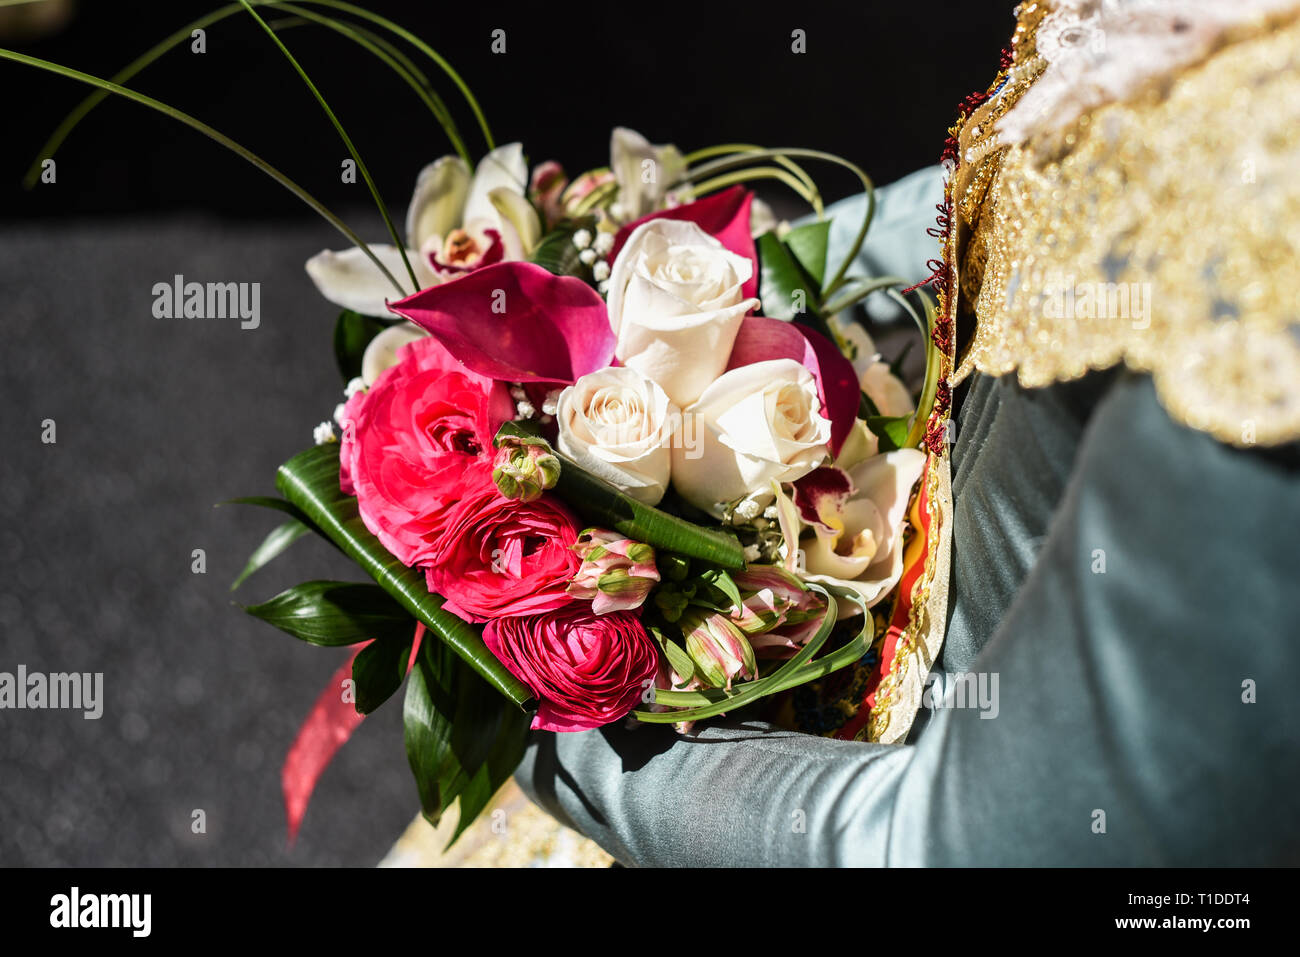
{"left": 305, "top": 142, "right": 539, "bottom": 317}
{"left": 609, "top": 127, "right": 688, "bottom": 223}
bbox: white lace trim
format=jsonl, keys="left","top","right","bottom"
{"left": 996, "top": 0, "right": 1300, "bottom": 145}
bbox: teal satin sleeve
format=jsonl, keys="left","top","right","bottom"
{"left": 515, "top": 373, "right": 1300, "bottom": 865}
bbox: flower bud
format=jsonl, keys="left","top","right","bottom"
{"left": 492, "top": 436, "right": 561, "bottom": 502}
{"left": 529, "top": 160, "right": 568, "bottom": 228}
{"left": 567, "top": 528, "right": 660, "bottom": 615}
{"left": 681, "top": 609, "right": 757, "bottom": 690}
{"left": 729, "top": 565, "right": 825, "bottom": 636}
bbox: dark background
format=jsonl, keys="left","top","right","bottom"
{"left": 2, "top": 0, "right": 1014, "bottom": 220}
{"left": 0, "top": 0, "right": 1014, "bottom": 867}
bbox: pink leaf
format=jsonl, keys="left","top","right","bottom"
{"left": 388, "top": 261, "right": 615, "bottom": 385}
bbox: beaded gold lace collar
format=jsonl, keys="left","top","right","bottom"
{"left": 951, "top": 0, "right": 1300, "bottom": 447}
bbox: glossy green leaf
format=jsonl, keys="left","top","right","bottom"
{"left": 756, "top": 231, "right": 816, "bottom": 321}
{"left": 403, "top": 638, "right": 461, "bottom": 823}
{"left": 352, "top": 631, "right": 414, "bottom": 715}
{"left": 866, "top": 414, "right": 912, "bottom": 453}
{"left": 275, "top": 444, "right": 534, "bottom": 706}
{"left": 245, "top": 580, "right": 408, "bottom": 645}
{"left": 333, "top": 309, "right": 390, "bottom": 381}
{"left": 447, "top": 696, "right": 530, "bottom": 847}
{"left": 231, "top": 518, "right": 312, "bottom": 591}
{"left": 495, "top": 422, "right": 745, "bottom": 570}
{"left": 784, "top": 220, "right": 831, "bottom": 290}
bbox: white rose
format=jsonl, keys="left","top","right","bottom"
{"left": 606, "top": 219, "right": 759, "bottom": 408}
{"left": 801, "top": 448, "right": 927, "bottom": 609}
{"left": 557, "top": 366, "right": 679, "bottom": 506}
{"left": 670, "top": 358, "right": 831, "bottom": 515}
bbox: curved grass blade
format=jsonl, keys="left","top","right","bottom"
{"left": 677, "top": 148, "right": 875, "bottom": 299}
{"left": 0, "top": 47, "right": 405, "bottom": 295}
{"left": 275, "top": 443, "right": 533, "bottom": 707}
{"left": 24, "top": 0, "right": 468, "bottom": 189}
{"left": 235, "top": 0, "right": 416, "bottom": 291}
{"left": 495, "top": 422, "right": 746, "bottom": 570}
{"left": 632, "top": 586, "right": 875, "bottom": 723}
{"left": 298, "top": 0, "right": 494, "bottom": 151}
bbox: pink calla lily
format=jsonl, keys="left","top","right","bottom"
{"left": 387, "top": 261, "right": 616, "bottom": 385}
{"left": 610, "top": 186, "right": 758, "bottom": 300}
{"left": 725, "top": 316, "right": 859, "bottom": 457}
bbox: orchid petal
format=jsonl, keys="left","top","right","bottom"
{"left": 405, "top": 155, "right": 470, "bottom": 251}
{"left": 463, "top": 142, "right": 527, "bottom": 228}
{"left": 487, "top": 185, "right": 542, "bottom": 255}
{"left": 386, "top": 261, "right": 615, "bottom": 384}
{"left": 304, "top": 245, "right": 433, "bottom": 317}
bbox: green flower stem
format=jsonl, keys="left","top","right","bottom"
{"left": 821, "top": 274, "right": 908, "bottom": 316}
{"left": 0, "top": 46, "right": 405, "bottom": 295}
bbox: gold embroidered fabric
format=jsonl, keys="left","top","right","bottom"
{"left": 952, "top": 4, "right": 1300, "bottom": 447}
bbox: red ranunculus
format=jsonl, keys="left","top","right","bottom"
{"left": 483, "top": 606, "right": 659, "bottom": 731}
{"left": 340, "top": 336, "right": 513, "bottom": 568}
{"left": 425, "top": 471, "right": 581, "bottom": 623}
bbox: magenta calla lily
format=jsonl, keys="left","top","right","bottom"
{"left": 387, "top": 261, "right": 616, "bottom": 385}
{"left": 725, "top": 316, "right": 859, "bottom": 456}
{"left": 611, "top": 186, "right": 758, "bottom": 300}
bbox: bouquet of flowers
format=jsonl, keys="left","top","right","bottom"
{"left": 5, "top": 1, "right": 942, "bottom": 843}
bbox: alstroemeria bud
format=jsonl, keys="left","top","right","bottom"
{"left": 681, "top": 609, "right": 757, "bottom": 690}
{"left": 529, "top": 160, "right": 568, "bottom": 228}
{"left": 729, "top": 565, "right": 825, "bottom": 636}
{"left": 492, "top": 436, "right": 561, "bottom": 502}
{"left": 567, "top": 528, "right": 660, "bottom": 615}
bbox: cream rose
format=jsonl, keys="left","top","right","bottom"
{"left": 557, "top": 366, "right": 679, "bottom": 506}
{"left": 606, "top": 219, "right": 759, "bottom": 407}
{"left": 670, "top": 358, "right": 831, "bottom": 515}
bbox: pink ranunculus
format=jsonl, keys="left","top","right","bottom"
{"left": 339, "top": 336, "right": 513, "bottom": 567}
{"left": 609, "top": 186, "right": 758, "bottom": 300}
{"left": 425, "top": 471, "right": 582, "bottom": 623}
{"left": 483, "top": 606, "right": 659, "bottom": 731}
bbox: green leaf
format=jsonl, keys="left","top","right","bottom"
{"left": 495, "top": 422, "right": 745, "bottom": 570}
{"left": 757, "top": 231, "right": 817, "bottom": 321}
{"left": 529, "top": 218, "right": 595, "bottom": 277}
{"left": 784, "top": 220, "right": 831, "bottom": 290}
{"left": 333, "top": 309, "right": 390, "bottom": 380}
{"left": 697, "top": 568, "right": 743, "bottom": 612}
{"left": 649, "top": 625, "right": 696, "bottom": 685}
{"left": 447, "top": 699, "right": 530, "bottom": 848}
{"left": 231, "top": 518, "right": 312, "bottom": 591}
{"left": 403, "top": 638, "right": 460, "bottom": 823}
{"left": 275, "top": 444, "right": 534, "bottom": 707}
{"left": 245, "top": 580, "right": 409, "bottom": 645}
{"left": 352, "top": 631, "right": 414, "bottom": 715}
{"left": 866, "top": 414, "right": 912, "bottom": 453}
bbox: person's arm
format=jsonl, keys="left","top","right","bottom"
{"left": 516, "top": 374, "right": 1300, "bottom": 865}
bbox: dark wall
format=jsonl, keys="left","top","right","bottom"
{"left": 2, "top": 0, "right": 1017, "bottom": 220}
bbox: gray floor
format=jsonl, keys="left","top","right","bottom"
{"left": 0, "top": 214, "right": 417, "bottom": 865}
